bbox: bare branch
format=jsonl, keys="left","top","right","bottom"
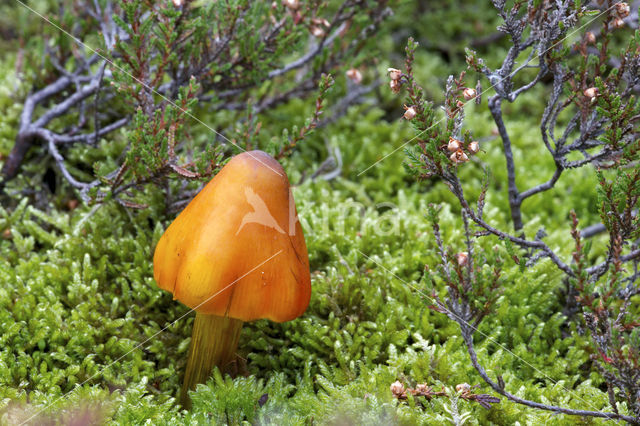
{"left": 460, "top": 328, "right": 636, "bottom": 423}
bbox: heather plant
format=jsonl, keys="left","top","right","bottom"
{"left": 393, "top": 0, "right": 640, "bottom": 422}
{"left": 0, "top": 0, "right": 390, "bottom": 208}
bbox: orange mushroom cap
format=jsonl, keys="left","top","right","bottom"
{"left": 153, "top": 150, "right": 311, "bottom": 322}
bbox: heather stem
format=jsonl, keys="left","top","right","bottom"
{"left": 488, "top": 95, "right": 523, "bottom": 232}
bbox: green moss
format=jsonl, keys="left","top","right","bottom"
{"left": 0, "top": 166, "right": 622, "bottom": 424}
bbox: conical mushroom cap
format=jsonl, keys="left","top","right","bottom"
{"left": 153, "top": 151, "right": 311, "bottom": 322}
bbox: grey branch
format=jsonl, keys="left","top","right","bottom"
{"left": 459, "top": 326, "right": 637, "bottom": 423}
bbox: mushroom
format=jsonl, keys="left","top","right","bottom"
{"left": 153, "top": 150, "right": 311, "bottom": 408}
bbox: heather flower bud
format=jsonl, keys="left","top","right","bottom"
{"left": 310, "top": 26, "right": 325, "bottom": 37}
{"left": 468, "top": 141, "right": 480, "bottom": 154}
{"left": 390, "top": 381, "right": 404, "bottom": 393}
{"left": 282, "top": 0, "right": 300, "bottom": 10}
{"left": 447, "top": 137, "right": 461, "bottom": 152}
{"left": 456, "top": 383, "right": 471, "bottom": 393}
{"left": 585, "top": 31, "right": 596, "bottom": 44}
{"left": 615, "top": 2, "right": 630, "bottom": 18}
{"left": 456, "top": 252, "right": 469, "bottom": 266}
{"left": 584, "top": 87, "right": 598, "bottom": 98}
{"left": 414, "top": 384, "right": 429, "bottom": 393}
{"left": 387, "top": 68, "right": 402, "bottom": 81}
{"left": 403, "top": 106, "right": 417, "bottom": 120}
{"left": 611, "top": 17, "right": 625, "bottom": 29}
{"left": 311, "top": 18, "right": 330, "bottom": 27}
{"left": 462, "top": 87, "right": 476, "bottom": 101}
{"left": 346, "top": 68, "right": 362, "bottom": 84}
{"left": 450, "top": 150, "right": 469, "bottom": 164}
{"left": 389, "top": 79, "right": 401, "bottom": 94}
{"left": 390, "top": 381, "right": 406, "bottom": 398}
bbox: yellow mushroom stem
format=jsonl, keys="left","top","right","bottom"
{"left": 180, "top": 312, "right": 244, "bottom": 409}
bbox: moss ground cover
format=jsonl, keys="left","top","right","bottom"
{"left": 1, "top": 1, "right": 635, "bottom": 424}
{"left": 0, "top": 103, "right": 614, "bottom": 424}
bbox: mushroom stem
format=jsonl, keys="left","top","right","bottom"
{"left": 180, "top": 312, "right": 244, "bottom": 408}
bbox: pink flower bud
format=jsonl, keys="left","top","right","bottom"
{"left": 612, "top": 17, "right": 625, "bottom": 29}
{"left": 172, "top": 0, "right": 182, "bottom": 6}
{"left": 414, "top": 384, "right": 429, "bottom": 394}
{"left": 456, "top": 383, "right": 471, "bottom": 393}
{"left": 311, "top": 18, "right": 330, "bottom": 27}
{"left": 584, "top": 87, "right": 598, "bottom": 98}
{"left": 462, "top": 87, "right": 477, "bottom": 101}
{"left": 390, "top": 381, "right": 406, "bottom": 397}
{"left": 346, "top": 68, "right": 362, "bottom": 84}
{"left": 468, "top": 141, "right": 480, "bottom": 154}
{"left": 585, "top": 31, "right": 596, "bottom": 44}
{"left": 615, "top": 2, "right": 630, "bottom": 18}
{"left": 447, "top": 137, "right": 461, "bottom": 152}
{"left": 387, "top": 68, "right": 402, "bottom": 81}
{"left": 282, "top": 0, "right": 299, "bottom": 10}
{"left": 389, "top": 79, "right": 401, "bottom": 94}
{"left": 310, "top": 26, "right": 325, "bottom": 38}
{"left": 456, "top": 252, "right": 469, "bottom": 266}
{"left": 450, "top": 150, "right": 469, "bottom": 164}
{"left": 403, "top": 106, "right": 417, "bottom": 120}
